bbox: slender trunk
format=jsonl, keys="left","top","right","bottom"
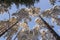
{"left": 39, "top": 15, "right": 60, "bottom": 40}
{"left": 0, "top": 21, "right": 18, "bottom": 37}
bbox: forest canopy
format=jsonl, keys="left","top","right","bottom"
{"left": 0, "top": 0, "right": 60, "bottom": 40}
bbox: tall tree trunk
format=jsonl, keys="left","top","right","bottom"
{"left": 0, "top": 21, "right": 18, "bottom": 37}
{"left": 39, "top": 15, "right": 60, "bottom": 40}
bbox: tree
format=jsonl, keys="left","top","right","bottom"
{"left": 0, "top": 0, "right": 60, "bottom": 40}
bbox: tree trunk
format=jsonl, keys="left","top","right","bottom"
{"left": 39, "top": 15, "right": 60, "bottom": 40}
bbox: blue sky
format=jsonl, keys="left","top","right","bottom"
{"left": 0, "top": 0, "right": 60, "bottom": 40}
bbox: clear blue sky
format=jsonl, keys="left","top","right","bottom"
{"left": 0, "top": 0, "right": 60, "bottom": 40}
